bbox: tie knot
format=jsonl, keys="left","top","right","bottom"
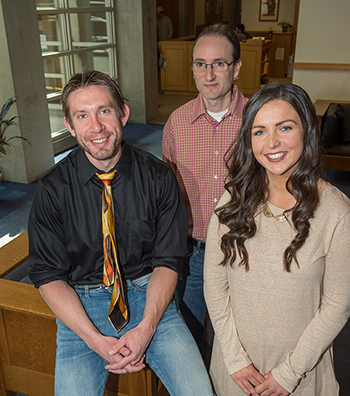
{"left": 96, "top": 170, "right": 116, "bottom": 186}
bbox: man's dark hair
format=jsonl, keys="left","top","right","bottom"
{"left": 191, "top": 23, "right": 240, "bottom": 65}
{"left": 61, "top": 70, "right": 125, "bottom": 128}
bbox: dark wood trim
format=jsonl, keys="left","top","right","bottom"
{"left": 294, "top": 63, "right": 350, "bottom": 71}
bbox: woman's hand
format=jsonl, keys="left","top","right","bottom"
{"left": 231, "top": 364, "right": 265, "bottom": 395}
{"left": 255, "top": 371, "right": 289, "bottom": 396}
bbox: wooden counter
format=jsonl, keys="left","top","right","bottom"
{"left": 159, "top": 38, "right": 271, "bottom": 97}
{"left": 159, "top": 40, "right": 197, "bottom": 95}
{"left": 236, "top": 39, "right": 271, "bottom": 96}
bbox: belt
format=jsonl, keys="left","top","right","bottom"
{"left": 74, "top": 268, "right": 152, "bottom": 290}
{"left": 75, "top": 283, "right": 105, "bottom": 290}
{"left": 188, "top": 237, "right": 206, "bottom": 250}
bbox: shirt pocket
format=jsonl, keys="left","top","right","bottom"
{"left": 130, "top": 218, "right": 156, "bottom": 254}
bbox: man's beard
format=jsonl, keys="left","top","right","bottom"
{"left": 76, "top": 133, "right": 123, "bottom": 162}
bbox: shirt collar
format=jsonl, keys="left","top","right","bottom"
{"left": 191, "top": 84, "right": 240, "bottom": 124}
{"left": 77, "top": 140, "right": 132, "bottom": 185}
{"left": 191, "top": 93, "right": 208, "bottom": 123}
{"left": 225, "top": 84, "right": 241, "bottom": 116}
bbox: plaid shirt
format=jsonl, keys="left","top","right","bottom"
{"left": 162, "top": 85, "right": 248, "bottom": 241}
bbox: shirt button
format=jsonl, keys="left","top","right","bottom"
{"left": 216, "top": 126, "right": 219, "bottom": 130}
{"left": 214, "top": 198, "right": 218, "bottom": 203}
{"left": 215, "top": 151, "right": 219, "bottom": 155}
{"left": 214, "top": 175, "right": 218, "bottom": 179}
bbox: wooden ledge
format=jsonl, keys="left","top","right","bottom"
{"left": 0, "top": 231, "right": 29, "bottom": 278}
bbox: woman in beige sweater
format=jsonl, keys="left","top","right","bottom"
{"left": 204, "top": 82, "right": 350, "bottom": 396}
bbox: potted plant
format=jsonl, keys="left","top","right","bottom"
{"left": 0, "top": 97, "right": 28, "bottom": 183}
{"left": 277, "top": 21, "right": 294, "bottom": 33}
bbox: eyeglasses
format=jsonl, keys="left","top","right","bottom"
{"left": 190, "top": 61, "right": 234, "bottom": 72}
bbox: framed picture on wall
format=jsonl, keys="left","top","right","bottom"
{"left": 259, "top": 0, "right": 279, "bottom": 21}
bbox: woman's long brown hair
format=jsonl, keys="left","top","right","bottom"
{"left": 216, "top": 82, "right": 322, "bottom": 271}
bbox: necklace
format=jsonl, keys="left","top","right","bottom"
{"left": 263, "top": 204, "right": 292, "bottom": 222}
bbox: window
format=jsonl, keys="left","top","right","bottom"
{"left": 36, "top": 0, "right": 116, "bottom": 146}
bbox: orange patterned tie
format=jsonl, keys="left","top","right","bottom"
{"left": 96, "top": 171, "right": 128, "bottom": 332}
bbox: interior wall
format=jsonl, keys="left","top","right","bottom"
{"left": 195, "top": 0, "right": 295, "bottom": 32}
{"left": 292, "top": 0, "right": 350, "bottom": 102}
{"left": 195, "top": 0, "right": 237, "bottom": 28}
{"left": 241, "top": 0, "right": 296, "bottom": 32}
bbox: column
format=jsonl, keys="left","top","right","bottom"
{"left": 0, "top": 0, "right": 54, "bottom": 183}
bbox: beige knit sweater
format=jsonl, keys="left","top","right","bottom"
{"left": 204, "top": 183, "right": 350, "bottom": 395}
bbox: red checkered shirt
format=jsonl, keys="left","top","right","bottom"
{"left": 162, "top": 85, "right": 248, "bottom": 241}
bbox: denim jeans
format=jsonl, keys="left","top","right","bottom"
{"left": 55, "top": 273, "right": 213, "bottom": 396}
{"left": 175, "top": 242, "right": 210, "bottom": 360}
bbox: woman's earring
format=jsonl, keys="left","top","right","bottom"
{"left": 233, "top": 76, "right": 239, "bottom": 81}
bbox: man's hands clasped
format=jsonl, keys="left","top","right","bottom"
{"left": 104, "top": 321, "right": 155, "bottom": 374}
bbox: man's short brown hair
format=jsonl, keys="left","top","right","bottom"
{"left": 61, "top": 70, "right": 125, "bottom": 128}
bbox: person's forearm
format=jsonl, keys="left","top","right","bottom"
{"left": 39, "top": 280, "right": 106, "bottom": 351}
{"left": 40, "top": 280, "right": 133, "bottom": 370}
{"left": 140, "top": 267, "right": 178, "bottom": 334}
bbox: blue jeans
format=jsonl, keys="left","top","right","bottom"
{"left": 55, "top": 273, "right": 213, "bottom": 396}
{"left": 175, "top": 242, "right": 209, "bottom": 360}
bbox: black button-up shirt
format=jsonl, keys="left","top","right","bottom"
{"left": 28, "top": 142, "right": 188, "bottom": 288}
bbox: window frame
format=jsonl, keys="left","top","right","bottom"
{"left": 36, "top": 0, "right": 117, "bottom": 152}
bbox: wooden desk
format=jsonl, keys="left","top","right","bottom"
{"left": 159, "top": 40, "right": 197, "bottom": 95}
{"left": 269, "top": 32, "right": 294, "bottom": 78}
{"left": 236, "top": 39, "right": 271, "bottom": 96}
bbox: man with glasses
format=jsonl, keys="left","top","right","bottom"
{"left": 162, "top": 23, "right": 248, "bottom": 360}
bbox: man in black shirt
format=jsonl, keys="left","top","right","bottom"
{"left": 28, "top": 70, "right": 213, "bottom": 396}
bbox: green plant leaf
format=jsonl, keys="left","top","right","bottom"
{"left": 0, "top": 141, "right": 10, "bottom": 155}
{"left": 0, "top": 98, "right": 16, "bottom": 119}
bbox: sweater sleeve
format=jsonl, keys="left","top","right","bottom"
{"left": 204, "top": 191, "right": 252, "bottom": 375}
{"left": 272, "top": 210, "right": 350, "bottom": 393}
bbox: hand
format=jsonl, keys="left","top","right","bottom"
{"left": 255, "top": 372, "right": 289, "bottom": 396}
{"left": 92, "top": 335, "right": 145, "bottom": 375}
{"left": 105, "top": 322, "right": 153, "bottom": 373}
{"left": 91, "top": 335, "right": 131, "bottom": 367}
{"left": 231, "top": 364, "right": 265, "bottom": 395}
